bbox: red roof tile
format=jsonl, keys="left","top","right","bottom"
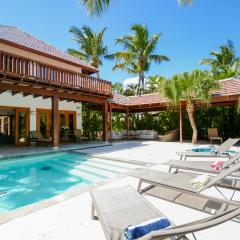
{"left": 111, "top": 78, "right": 240, "bottom": 107}
{"left": 0, "top": 25, "right": 97, "bottom": 72}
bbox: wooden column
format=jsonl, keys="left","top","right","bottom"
{"left": 179, "top": 101, "right": 183, "bottom": 144}
{"left": 103, "top": 102, "right": 108, "bottom": 142}
{"left": 126, "top": 109, "right": 130, "bottom": 140}
{"left": 109, "top": 105, "right": 112, "bottom": 142}
{"left": 52, "top": 95, "right": 59, "bottom": 148}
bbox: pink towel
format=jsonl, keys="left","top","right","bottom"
{"left": 211, "top": 161, "right": 223, "bottom": 171}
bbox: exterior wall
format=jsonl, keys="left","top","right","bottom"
{"left": 0, "top": 43, "right": 83, "bottom": 73}
{"left": 0, "top": 91, "right": 82, "bottom": 130}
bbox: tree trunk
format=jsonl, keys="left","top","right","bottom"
{"left": 186, "top": 102, "right": 198, "bottom": 144}
{"left": 137, "top": 74, "right": 141, "bottom": 95}
{"left": 96, "top": 71, "right": 100, "bottom": 79}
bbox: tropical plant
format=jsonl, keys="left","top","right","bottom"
{"left": 162, "top": 70, "right": 218, "bottom": 144}
{"left": 146, "top": 75, "right": 166, "bottom": 93}
{"left": 112, "top": 82, "right": 124, "bottom": 94}
{"left": 80, "top": 0, "right": 192, "bottom": 16}
{"left": 201, "top": 40, "right": 240, "bottom": 79}
{"left": 68, "top": 25, "right": 108, "bottom": 78}
{"left": 124, "top": 83, "right": 138, "bottom": 96}
{"left": 107, "top": 24, "right": 169, "bottom": 95}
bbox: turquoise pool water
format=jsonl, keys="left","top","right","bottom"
{"left": 192, "top": 147, "right": 237, "bottom": 155}
{"left": 0, "top": 152, "right": 128, "bottom": 213}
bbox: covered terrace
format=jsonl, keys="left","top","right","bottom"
{"left": 106, "top": 77, "right": 240, "bottom": 142}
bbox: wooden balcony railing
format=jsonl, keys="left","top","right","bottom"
{"left": 0, "top": 51, "right": 112, "bottom": 96}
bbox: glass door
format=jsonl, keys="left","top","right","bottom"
{"left": 15, "top": 108, "right": 30, "bottom": 145}
{"left": 36, "top": 109, "right": 52, "bottom": 138}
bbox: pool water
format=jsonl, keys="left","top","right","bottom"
{"left": 0, "top": 152, "right": 133, "bottom": 213}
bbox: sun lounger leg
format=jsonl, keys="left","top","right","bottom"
{"left": 215, "top": 187, "right": 228, "bottom": 200}
{"left": 137, "top": 179, "right": 142, "bottom": 193}
{"left": 91, "top": 202, "right": 98, "bottom": 220}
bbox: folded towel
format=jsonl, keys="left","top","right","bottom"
{"left": 211, "top": 160, "right": 223, "bottom": 171}
{"left": 124, "top": 218, "right": 171, "bottom": 240}
{"left": 192, "top": 175, "right": 211, "bottom": 189}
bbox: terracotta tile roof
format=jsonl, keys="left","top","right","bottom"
{"left": 0, "top": 25, "right": 97, "bottom": 72}
{"left": 111, "top": 78, "right": 240, "bottom": 107}
{"left": 212, "top": 78, "right": 240, "bottom": 96}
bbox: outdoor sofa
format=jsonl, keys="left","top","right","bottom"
{"left": 109, "top": 130, "right": 158, "bottom": 140}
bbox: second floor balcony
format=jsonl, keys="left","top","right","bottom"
{"left": 0, "top": 51, "right": 112, "bottom": 97}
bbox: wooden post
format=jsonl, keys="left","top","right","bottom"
{"left": 52, "top": 95, "right": 59, "bottom": 148}
{"left": 103, "top": 102, "right": 108, "bottom": 142}
{"left": 109, "top": 105, "right": 112, "bottom": 142}
{"left": 179, "top": 101, "right": 183, "bottom": 144}
{"left": 126, "top": 109, "right": 130, "bottom": 140}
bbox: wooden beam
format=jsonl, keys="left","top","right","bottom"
{"left": 126, "top": 109, "right": 130, "bottom": 140}
{"left": 23, "top": 93, "right": 32, "bottom": 97}
{"left": 0, "top": 80, "right": 107, "bottom": 104}
{"left": 52, "top": 95, "right": 59, "bottom": 148}
{"left": 33, "top": 94, "right": 41, "bottom": 98}
{"left": 12, "top": 91, "right": 19, "bottom": 96}
{"left": 103, "top": 102, "right": 108, "bottom": 142}
{"left": 109, "top": 105, "right": 112, "bottom": 142}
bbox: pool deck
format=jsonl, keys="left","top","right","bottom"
{"left": 0, "top": 140, "right": 239, "bottom": 240}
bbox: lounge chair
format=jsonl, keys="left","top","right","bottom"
{"left": 73, "top": 129, "right": 89, "bottom": 142}
{"left": 208, "top": 128, "right": 223, "bottom": 143}
{"left": 164, "top": 152, "right": 240, "bottom": 175}
{"left": 177, "top": 138, "right": 240, "bottom": 161}
{"left": 132, "top": 161, "right": 240, "bottom": 202}
{"left": 90, "top": 185, "right": 240, "bottom": 240}
{"left": 30, "top": 131, "right": 52, "bottom": 146}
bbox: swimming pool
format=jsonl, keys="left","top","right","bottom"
{"left": 0, "top": 152, "right": 133, "bottom": 213}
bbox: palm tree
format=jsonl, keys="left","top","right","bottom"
{"left": 163, "top": 70, "right": 218, "bottom": 144}
{"left": 67, "top": 25, "right": 108, "bottom": 78}
{"left": 124, "top": 83, "right": 138, "bottom": 96}
{"left": 146, "top": 75, "right": 166, "bottom": 93}
{"left": 107, "top": 24, "right": 169, "bottom": 95}
{"left": 201, "top": 41, "right": 240, "bottom": 79}
{"left": 112, "top": 82, "right": 123, "bottom": 94}
{"left": 80, "top": 0, "right": 192, "bottom": 16}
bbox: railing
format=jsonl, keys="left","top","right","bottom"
{"left": 0, "top": 51, "right": 112, "bottom": 95}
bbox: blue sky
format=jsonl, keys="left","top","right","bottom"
{"left": 1, "top": 0, "right": 240, "bottom": 84}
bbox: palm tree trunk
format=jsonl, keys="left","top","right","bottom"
{"left": 186, "top": 101, "right": 198, "bottom": 144}
{"left": 137, "top": 74, "right": 141, "bottom": 95}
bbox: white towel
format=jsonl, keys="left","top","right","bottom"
{"left": 191, "top": 175, "right": 211, "bottom": 189}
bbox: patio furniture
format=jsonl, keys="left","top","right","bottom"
{"left": 73, "top": 129, "right": 89, "bottom": 142}
{"left": 164, "top": 152, "right": 240, "bottom": 175}
{"left": 208, "top": 128, "right": 223, "bottom": 143}
{"left": 159, "top": 129, "right": 179, "bottom": 142}
{"left": 132, "top": 161, "right": 240, "bottom": 202}
{"left": 110, "top": 130, "right": 158, "bottom": 140}
{"left": 30, "top": 131, "right": 52, "bottom": 146}
{"left": 177, "top": 138, "right": 240, "bottom": 161}
{"left": 90, "top": 185, "right": 240, "bottom": 240}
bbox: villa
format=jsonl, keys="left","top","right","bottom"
{"left": 0, "top": 24, "right": 240, "bottom": 240}
{"left": 0, "top": 25, "right": 112, "bottom": 147}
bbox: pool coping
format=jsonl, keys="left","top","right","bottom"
{"left": 0, "top": 142, "right": 113, "bottom": 161}
{"left": 0, "top": 167, "right": 145, "bottom": 225}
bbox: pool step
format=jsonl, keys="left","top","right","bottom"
{"left": 53, "top": 157, "right": 121, "bottom": 178}
{"left": 46, "top": 161, "right": 104, "bottom": 183}
{"left": 83, "top": 160, "right": 128, "bottom": 173}
{"left": 87, "top": 157, "right": 138, "bottom": 169}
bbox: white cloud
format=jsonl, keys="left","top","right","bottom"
{"left": 123, "top": 77, "right": 149, "bottom": 88}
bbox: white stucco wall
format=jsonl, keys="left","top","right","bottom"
{"left": 0, "top": 91, "right": 82, "bottom": 130}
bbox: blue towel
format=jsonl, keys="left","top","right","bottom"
{"left": 124, "top": 218, "right": 171, "bottom": 240}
